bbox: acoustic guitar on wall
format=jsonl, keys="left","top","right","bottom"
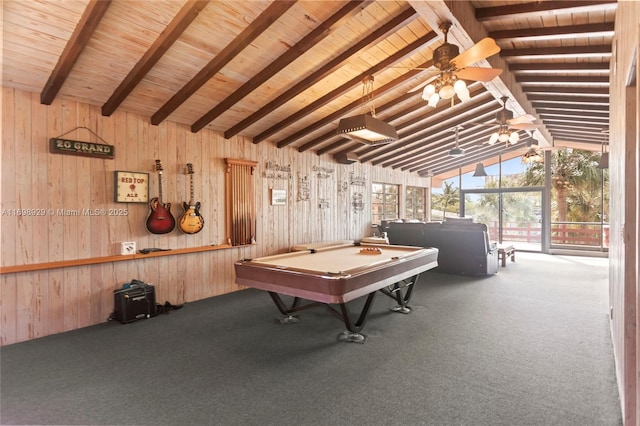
{"left": 146, "top": 159, "right": 176, "bottom": 234}
{"left": 178, "top": 163, "right": 204, "bottom": 234}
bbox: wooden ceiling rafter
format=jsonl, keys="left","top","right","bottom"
{"left": 516, "top": 75, "right": 610, "bottom": 84}
{"left": 40, "top": 0, "right": 112, "bottom": 105}
{"left": 509, "top": 63, "right": 610, "bottom": 71}
{"left": 474, "top": 1, "right": 618, "bottom": 22}
{"left": 388, "top": 121, "right": 504, "bottom": 170}
{"left": 394, "top": 127, "right": 498, "bottom": 171}
{"left": 150, "top": 0, "right": 296, "bottom": 126}
{"left": 297, "top": 87, "right": 424, "bottom": 153}
{"left": 223, "top": 6, "right": 419, "bottom": 140}
{"left": 500, "top": 45, "right": 612, "bottom": 58}
{"left": 350, "top": 83, "right": 489, "bottom": 159}
{"left": 190, "top": 0, "right": 370, "bottom": 133}
{"left": 368, "top": 100, "right": 501, "bottom": 166}
{"left": 531, "top": 101, "right": 609, "bottom": 112}
{"left": 101, "top": 0, "right": 210, "bottom": 117}
{"left": 488, "top": 23, "right": 615, "bottom": 41}
{"left": 267, "top": 31, "right": 439, "bottom": 147}
{"left": 412, "top": 140, "right": 517, "bottom": 175}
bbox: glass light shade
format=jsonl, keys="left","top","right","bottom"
{"left": 457, "top": 87, "right": 471, "bottom": 102}
{"left": 427, "top": 93, "right": 440, "bottom": 108}
{"left": 489, "top": 133, "right": 499, "bottom": 145}
{"left": 509, "top": 131, "right": 519, "bottom": 144}
{"left": 422, "top": 84, "right": 436, "bottom": 101}
{"left": 498, "top": 132, "right": 510, "bottom": 143}
{"left": 438, "top": 84, "right": 455, "bottom": 99}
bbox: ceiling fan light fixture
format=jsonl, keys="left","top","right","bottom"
{"left": 509, "top": 131, "right": 519, "bottom": 145}
{"left": 522, "top": 147, "right": 543, "bottom": 164}
{"left": 489, "top": 132, "right": 499, "bottom": 145}
{"left": 498, "top": 132, "right": 510, "bottom": 143}
{"left": 427, "top": 93, "right": 440, "bottom": 108}
{"left": 438, "top": 84, "right": 455, "bottom": 99}
{"left": 337, "top": 75, "right": 398, "bottom": 145}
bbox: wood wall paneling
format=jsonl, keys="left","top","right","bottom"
{"left": 0, "top": 88, "right": 429, "bottom": 346}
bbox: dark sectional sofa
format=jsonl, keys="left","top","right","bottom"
{"left": 384, "top": 219, "right": 498, "bottom": 276}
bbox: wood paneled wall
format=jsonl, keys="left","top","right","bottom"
{"left": 0, "top": 88, "right": 429, "bottom": 346}
{"left": 608, "top": 2, "right": 640, "bottom": 424}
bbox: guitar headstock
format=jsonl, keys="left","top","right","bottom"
{"left": 186, "top": 163, "right": 194, "bottom": 175}
{"left": 154, "top": 159, "right": 164, "bottom": 174}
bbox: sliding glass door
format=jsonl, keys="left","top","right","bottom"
{"left": 461, "top": 188, "right": 544, "bottom": 252}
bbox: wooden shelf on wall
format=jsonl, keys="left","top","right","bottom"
{"left": 0, "top": 243, "right": 250, "bottom": 275}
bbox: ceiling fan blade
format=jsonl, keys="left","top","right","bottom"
{"left": 407, "top": 73, "right": 439, "bottom": 93}
{"left": 508, "top": 114, "right": 537, "bottom": 124}
{"left": 451, "top": 37, "right": 501, "bottom": 69}
{"left": 455, "top": 67, "right": 502, "bottom": 82}
{"left": 509, "top": 122, "right": 542, "bottom": 131}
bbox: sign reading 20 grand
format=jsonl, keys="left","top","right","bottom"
{"left": 49, "top": 138, "right": 115, "bottom": 159}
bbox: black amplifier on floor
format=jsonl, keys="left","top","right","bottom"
{"left": 112, "top": 281, "right": 157, "bottom": 324}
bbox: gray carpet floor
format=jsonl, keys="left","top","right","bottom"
{"left": 0, "top": 252, "right": 621, "bottom": 425}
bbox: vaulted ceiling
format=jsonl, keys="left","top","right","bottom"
{"left": 2, "top": 0, "right": 615, "bottom": 178}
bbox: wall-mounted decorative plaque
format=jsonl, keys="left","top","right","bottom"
{"left": 114, "top": 171, "right": 149, "bottom": 203}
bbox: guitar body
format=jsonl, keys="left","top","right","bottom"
{"left": 177, "top": 163, "right": 205, "bottom": 234}
{"left": 146, "top": 197, "right": 176, "bottom": 234}
{"left": 178, "top": 201, "right": 205, "bottom": 234}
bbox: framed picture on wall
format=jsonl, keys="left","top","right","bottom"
{"left": 271, "top": 189, "right": 287, "bottom": 206}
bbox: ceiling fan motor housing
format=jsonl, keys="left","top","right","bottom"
{"left": 433, "top": 43, "right": 460, "bottom": 70}
{"left": 496, "top": 107, "right": 514, "bottom": 123}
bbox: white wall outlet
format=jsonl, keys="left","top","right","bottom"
{"left": 121, "top": 242, "right": 136, "bottom": 255}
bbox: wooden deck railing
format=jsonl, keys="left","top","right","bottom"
{"left": 486, "top": 222, "right": 609, "bottom": 248}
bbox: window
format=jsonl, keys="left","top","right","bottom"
{"left": 406, "top": 186, "right": 426, "bottom": 221}
{"left": 372, "top": 183, "right": 399, "bottom": 224}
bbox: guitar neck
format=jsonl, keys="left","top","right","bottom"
{"left": 158, "top": 171, "right": 164, "bottom": 203}
{"left": 189, "top": 173, "right": 195, "bottom": 205}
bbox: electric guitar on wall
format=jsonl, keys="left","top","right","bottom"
{"left": 146, "top": 159, "right": 176, "bottom": 234}
{"left": 178, "top": 163, "right": 205, "bottom": 234}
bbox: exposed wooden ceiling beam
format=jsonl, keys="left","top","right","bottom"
{"left": 538, "top": 111, "right": 609, "bottom": 120}
{"left": 393, "top": 128, "right": 497, "bottom": 170}
{"left": 101, "top": 0, "right": 210, "bottom": 116}
{"left": 369, "top": 102, "right": 501, "bottom": 165}
{"left": 523, "top": 86, "right": 609, "bottom": 95}
{"left": 489, "top": 23, "right": 615, "bottom": 41}
{"left": 526, "top": 94, "right": 609, "bottom": 104}
{"left": 189, "top": 0, "right": 369, "bottom": 133}
{"left": 510, "top": 62, "right": 610, "bottom": 71}
{"left": 223, "top": 6, "right": 418, "bottom": 140}
{"left": 501, "top": 45, "right": 612, "bottom": 58}
{"left": 516, "top": 75, "right": 610, "bottom": 84}
{"left": 40, "top": 0, "right": 112, "bottom": 105}
{"left": 408, "top": 0, "right": 554, "bottom": 148}
{"left": 475, "top": 1, "right": 617, "bottom": 22}
{"left": 531, "top": 101, "right": 609, "bottom": 112}
{"left": 150, "top": 0, "right": 296, "bottom": 126}
{"left": 266, "top": 31, "right": 438, "bottom": 147}
{"left": 352, "top": 84, "right": 489, "bottom": 157}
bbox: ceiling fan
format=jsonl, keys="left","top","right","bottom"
{"left": 472, "top": 96, "right": 542, "bottom": 146}
{"left": 408, "top": 21, "right": 503, "bottom": 106}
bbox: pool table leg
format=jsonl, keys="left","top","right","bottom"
{"left": 378, "top": 274, "right": 419, "bottom": 314}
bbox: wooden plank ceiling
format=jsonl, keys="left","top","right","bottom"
{"left": 2, "top": 0, "right": 616, "bottom": 177}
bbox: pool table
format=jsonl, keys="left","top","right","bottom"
{"left": 234, "top": 243, "right": 438, "bottom": 342}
